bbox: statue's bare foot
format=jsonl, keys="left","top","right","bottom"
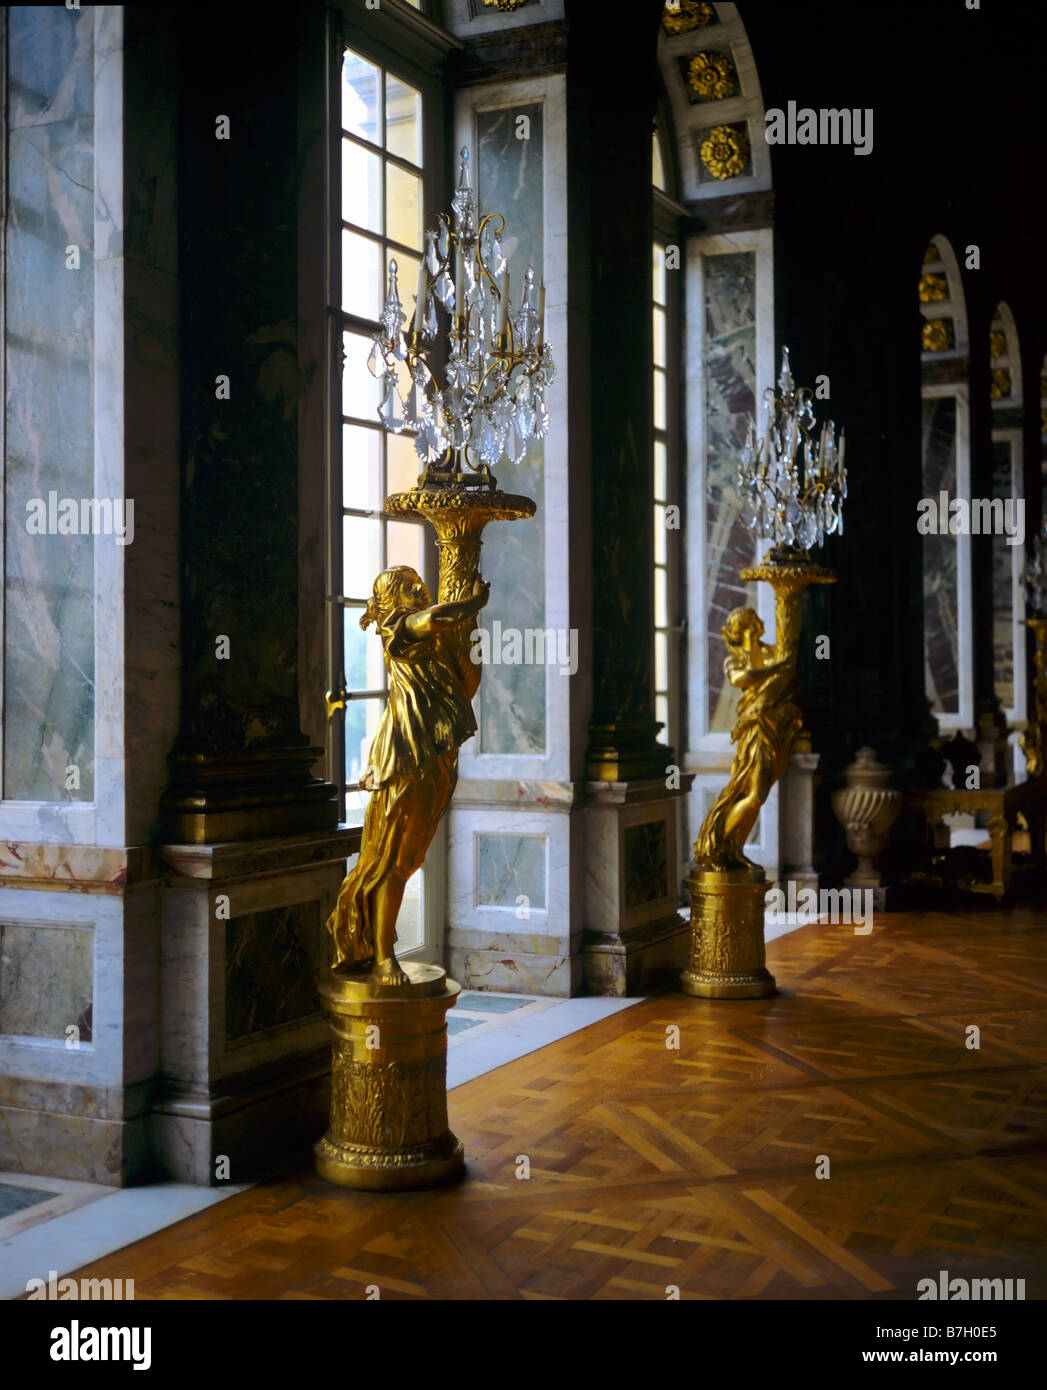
{"left": 375, "top": 954, "right": 409, "bottom": 987}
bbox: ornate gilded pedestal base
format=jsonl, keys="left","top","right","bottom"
{"left": 313, "top": 962, "right": 464, "bottom": 1191}
{"left": 680, "top": 866, "right": 776, "bottom": 999}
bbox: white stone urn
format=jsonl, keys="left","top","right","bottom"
{"left": 831, "top": 747, "right": 902, "bottom": 887}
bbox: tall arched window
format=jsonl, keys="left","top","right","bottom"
{"left": 988, "top": 302, "right": 1026, "bottom": 745}
{"left": 919, "top": 235, "right": 973, "bottom": 733}
{"left": 657, "top": 2, "right": 780, "bottom": 876}
{"left": 652, "top": 121, "right": 682, "bottom": 759}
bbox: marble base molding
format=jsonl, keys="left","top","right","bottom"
{"left": 160, "top": 746, "right": 339, "bottom": 845}
{"left": 581, "top": 775, "right": 694, "bottom": 996}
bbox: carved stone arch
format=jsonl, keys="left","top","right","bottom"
{"left": 657, "top": 2, "right": 771, "bottom": 202}
{"left": 920, "top": 235, "right": 969, "bottom": 362}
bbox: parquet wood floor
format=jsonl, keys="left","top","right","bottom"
{"left": 69, "top": 905, "right": 1047, "bottom": 1299}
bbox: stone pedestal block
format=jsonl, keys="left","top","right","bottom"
{"left": 149, "top": 828, "right": 355, "bottom": 1184}
{"left": 581, "top": 777, "right": 693, "bottom": 996}
{"left": 778, "top": 748, "right": 820, "bottom": 894}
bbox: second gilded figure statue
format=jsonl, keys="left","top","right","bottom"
{"left": 694, "top": 596, "right": 804, "bottom": 870}
{"left": 327, "top": 564, "right": 489, "bottom": 983}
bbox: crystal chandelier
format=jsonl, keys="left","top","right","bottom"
{"left": 737, "top": 348, "right": 847, "bottom": 554}
{"left": 366, "top": 147, "right": 554, "bottom": 489}
{"left": 1021, "top": 519, "right": 1047, "bottom": 615}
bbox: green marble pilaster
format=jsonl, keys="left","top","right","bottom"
{"left": 570, "top": 34, "right": 667, "bottom": 781}
{"left": 162, "top": 11, "right": 336, "bottom": 842}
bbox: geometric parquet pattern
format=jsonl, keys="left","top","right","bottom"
{"left": 70, "top": 905, "right": 1047, "bottom": 1299}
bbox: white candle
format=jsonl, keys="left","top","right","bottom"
{"left": 454, "top": 249, "right": 465, "bottom": 319}
{"left": 537, "top": 283, "right": 546, "bottom": 346}
{"left": 414, "top": 262, "right": 426, "bottom": 334}
{"left": 497, "top": 267, "right": 510, "bottom": 339}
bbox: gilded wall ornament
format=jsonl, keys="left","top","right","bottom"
{"left": 990, "top": 329, "right": 1007, "bottom": 358}
{"left": 990, "top": 368, "right": 1011, "bottom": 399}
{"left": 699, "top": 123, "right": 749, "bottom": 179}
{"left": 662, "top": 0, "right": 716, "bottom": 35}
{"left": 923, "top": 243, "right": 940, "bottom": 263}
{"left": 918, "top": 273, "right": 947, "bottom": 303}
{"left": 683, "top": 50, "right": 739, "bottom": 103}
{"left": 922, "top": 318, "right": 954, "bottom": 352}
{"left": 481, "top": 0, "right": 530, "bottom": 10}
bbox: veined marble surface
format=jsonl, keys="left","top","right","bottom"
{"left": 475, "top": 102, "right": 546, "bottom": 756}
{"left": 4, "top": 4, "right": 96, "bottom": 801}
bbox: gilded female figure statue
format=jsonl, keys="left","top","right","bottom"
{"left": 694, "top": 604, "right": 804, "bottom": 870}
{"left": 327, "top": 564, "right": 489, "bottom": 984}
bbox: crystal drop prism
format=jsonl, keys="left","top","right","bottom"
{"left": 367, "top": 339, "right": 382, "bottom": 378}
{"left": 423, "top": 294, "right": 438, "bottom": 340}
{"left": 507, "top": 415, "right": 527, "bottom": 464}
{"left": 425, "top": 231, "right": 440, "bottom": 278}
{"left": 378, "top": 371, "right": 405, "bottom": 433}
{"left": 533, "top": 391, "right": 549, "bottom": 439}
{"left": 434, "top": 269, "right": 454, "bottom": 310}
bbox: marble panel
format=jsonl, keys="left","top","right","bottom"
{"left": 991, "top": 436, "right": 1016, "bottom": 713}
{"left": 476, "top": 103, "right": 546, "bottom": 756}
{"left": 0, "top": 888, "right": 157, "bottom": 1093}
{"left": 476, "top": 833, "right": 547, "bottom": 910}
{"left": 8, "top": 6, "right": 94, "bottom": 129}
{"left": 623, "top": 819, "right": 669, "bottom": 909}
{"left": 225, "top": 902, "right": 324, "bottom": 1045}
{"left": 921, "top": 395, "right": 960, "bottom": 716}
{"left": 0, "top": 1104, "right": 146, "bottom": 1186}
{"left": 0, "top": 1182, "right": 56, "bottom": 1218}
{"left": 703, "top": 250, "right": 758, "bottom": 733}
{"left": 0, "top": 922, "right": 92, "bottom": 1042}
{"left": 4, "top": 6, "right": 96, "bottom": 802}
{"left": 446, "top": 945, "right": 574, "bottom": 997}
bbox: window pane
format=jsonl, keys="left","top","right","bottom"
{"left": 386, "top": 75, "right": 422, "bottom": 166}
{"left": 656, "top": 694, "right": 669, "bottom": 735}
{"left": 395, "top": 870, "right": 424, "bottom": 952}
{"left": 654, "top": 505, "right": 667, "bottom": 564}
{"left": 345, "top": 603, "right": 385, "bottom": 694}
{"left": 653, "top": 243, "right": 667, "bottom": 305}
{"left": 654, "top": 564, "right": 668, "bottom": 628}
{"left": 343, "top": 514, "right": 381, "bottom": 601}
{"left": 653, "top": 305, "right": 667, "bottom": 369}
{"left": 342, "top": 229, "right": 382, "bottom": 319}
{"left": 387, "top": 164, "right": 422, "bottom": 251}
{"left": 387, "top": 432, "right": 421, "bottom": 495}
{"left": 391, "top": 249, "right": 423, "bottom": 332}
{"left": 342, "top": 139, "right": 382, "bottom": 234}
{"left": 653, "top": 131, "right": 666, "bottom": 193}
{"left": 342, "top": 330, "right": 380, "bottom": 420}
{"left": 654, "top": 440, "right": 667, "bottom": 501}
{"left": 342, "top": 51, "right": 380, "bottom": 144}
{"left": 653, "top": 367, "right": 667, "bottom": 431}
{"left": 345, "top": 696, "right": 384, "bottom": 789}
{"left": 344, "top": 788, "right": 368, "bottom": 826}
{"left": 342, "top": 423, "right": 382, "bottom": 511}
{"left": 655, "top": 631, "right": 668, "bottom": 692}
{"left": 387, "top": 518, "right": 425, "bottom": 577}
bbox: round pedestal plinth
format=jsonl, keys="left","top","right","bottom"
{"left": 314, "top": 1131, "right": 464, "bottom": 1192}
{"left": 313, "top": 961, "right": 465, "bottom": 1192}
{"left": 680, "top": 866, "right": 777, "bottom": 999}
